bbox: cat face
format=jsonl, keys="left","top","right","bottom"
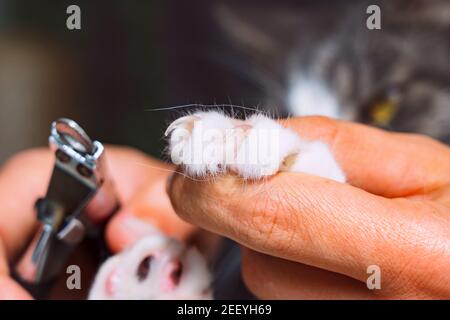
{"left": 89, "top": 235, "right": 212, "bottom": 300}
{"left": 211, "top": 0, "right": 450, "bottom": 143}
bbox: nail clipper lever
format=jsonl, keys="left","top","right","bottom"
{"left": 13, "top": 118, "right": 119, "bottom": 298}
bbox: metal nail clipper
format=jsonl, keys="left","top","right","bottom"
{"left": 13, "top": 118, "right": 120, "bottom": 298}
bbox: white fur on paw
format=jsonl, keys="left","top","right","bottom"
{"left": 88, "top": 235, "right": 212, "bottom": 300}
{"left": 166, "top": 111, "right": 239, "bottom": 177}
{"left": 290, "top": 141, "right": 346, "bottom": 182}
{"left": 230, "top": 114, "right": 303, "bottom": 178}
{"left": 166, "top": 111, "right": 346, "bottom": 182}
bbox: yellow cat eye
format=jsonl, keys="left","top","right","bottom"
{"left": 369, "top": 86, "right": 402, "bottom": 127}
{"left": 371, "top": 100, "right": 398, "bottom": 126}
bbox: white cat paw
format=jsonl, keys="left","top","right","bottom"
{"left": 165, "top": 111, "right": 346, "bottom": 182}
{"left": 89, "top": 235, "right": 212, "bottom": 300}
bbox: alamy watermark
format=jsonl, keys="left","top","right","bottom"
{"left": 66, "top": 5, "right": 81, "bottom": 30}
{"left": 64, "top": 5, "right": 380, "bottom": 32}
{"left": 366, "top": 5, "right": 381, "bottom": 30}
{"left": 366, "top": 265, "right": 381, "bottom": 290}
{"left": 66, "top": 264, "right": 81, "bottom": 290}
{"left": 169, "top": 124, "right": 281, "bottom": 176}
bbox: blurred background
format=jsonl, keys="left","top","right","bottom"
{"left": 0, "top": 0, "right": 270, "bottom": 164}
{"left": 0, "top": 0, "right": 213, "bottom": 162}
{"left": 0, "top": 0, "right": 449, "bottom": 164}
{"left": 0, "top": 0, "right": 162, "bottom": 162}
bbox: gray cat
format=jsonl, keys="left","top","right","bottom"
{"left": 208, "top": 0, "right": 450, "bottom": 143}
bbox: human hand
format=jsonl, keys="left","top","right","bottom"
{"left": 167, "top": 116, "right": 450, "bottom": 299}
{"left": 0, "top": 146, "right": 194, "bottom": 299}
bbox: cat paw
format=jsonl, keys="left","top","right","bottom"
{"left": 165, "top": 111, "right": 346, "bottom": 182}
{"left": 89, "top": 235, "right": 212, "bottom": 300}
{"left": 165, "top": 111, "right": 240, "bottom": 176}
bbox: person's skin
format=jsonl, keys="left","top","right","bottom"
{"left": 0, "top": 116, "right": 449, "bottom": 299}
{"left": 0, "top": 147, "right": 193, "bottom": 299}
{"left": 167, "top": 116, "right": 450, "bottom": 299}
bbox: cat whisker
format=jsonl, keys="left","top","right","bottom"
{"left": 116, "top": 160, "right": 207, "bottom": 182}
{"left": 121, "top": 160, "right": 256, "bottom": 183}
{"left": 144, "top": 103, "right": 267, "bottom": 115}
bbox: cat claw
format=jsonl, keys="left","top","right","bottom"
{"left": 164, "top": 115, "right": 199, "bottom": 137}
